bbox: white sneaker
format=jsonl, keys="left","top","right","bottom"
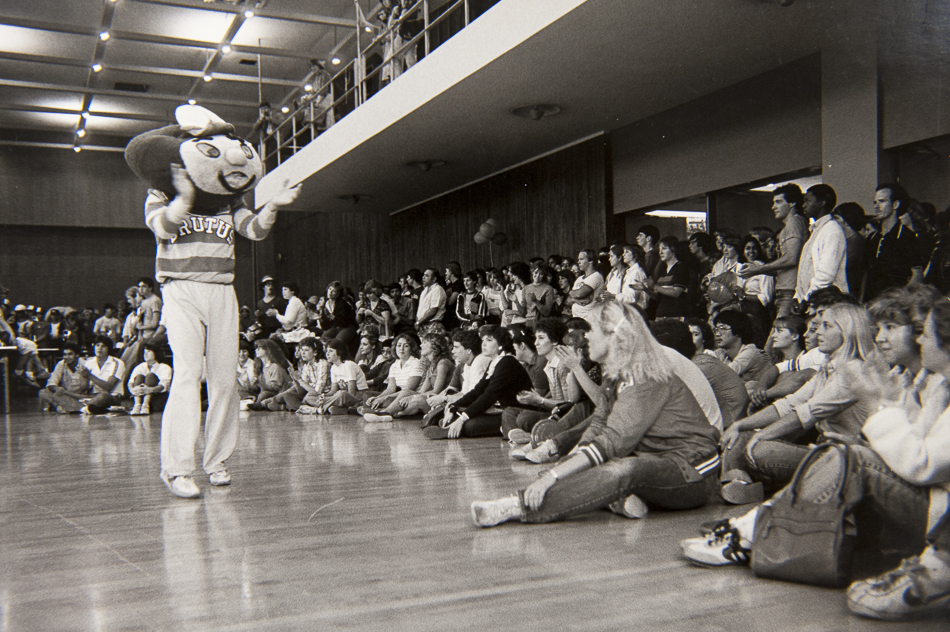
{"left": 471, "top": 497, "right": 523, "bottom": 527}
{"left": 681, "top": 527, "right": 751, "bottom": 567}
{"left": 209, "top": 470, "right": 231, "bottom": 486}
{"left": 161, "top": 472, "right": 201, "bottom": 498}
{"left": 129, "top": 405, "right": 141, "bottom": 415}
{"left": 608, "top": 493, "right": 649, "bottom": 519}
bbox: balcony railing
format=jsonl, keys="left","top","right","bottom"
{"left": 257, "top": 0, "right": 478, "bottom": 170}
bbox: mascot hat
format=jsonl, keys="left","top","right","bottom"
{"left": 125, "top": 105, "right": 263, "bottom": 214}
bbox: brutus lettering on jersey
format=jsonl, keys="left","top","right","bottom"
{"left": 170, "top": 215, "right": 235, "bottom": 245}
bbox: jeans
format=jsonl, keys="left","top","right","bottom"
{"left": 724, "top": 430, "right": 811, "bottom": 494}
{"left": 500, "top": 406, "right": 547, "bottom": 437}
{"left": 795, "top": 445, "right": 948, "bottom": 549}
{"left": 520, "top": 454, "right": 718, "bottom": 523}
{"left": 774, "top": 289, "right": 796, "bottom": 318}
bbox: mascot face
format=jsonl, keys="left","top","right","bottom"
{"left": 179, "top": 134, "right": 262, "bottom": 197}
{"left": 125, "top": 105, "right": 264, "bottom": 215}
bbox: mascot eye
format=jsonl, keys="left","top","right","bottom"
{"left": 240, "top": 144, "right": 253, "bottom": 159}
{"left": 196, "top": 142, "right": 220, "bottom": 158}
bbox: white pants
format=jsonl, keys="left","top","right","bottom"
{"left": 160, "top": 280, "right": 239, "bottom": 478}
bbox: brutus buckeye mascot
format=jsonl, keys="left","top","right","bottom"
{"left": 126, "top": 105, "right": 300, "bottom": 498}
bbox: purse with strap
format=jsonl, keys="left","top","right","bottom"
{"left": 751, "top": 442, "right": 863, "bottom": 587}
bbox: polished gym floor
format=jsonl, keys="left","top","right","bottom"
{"left": 1, "top": 398, "right": 947, "bottom": 631}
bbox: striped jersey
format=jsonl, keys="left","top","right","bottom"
{"left": 144, "top": 189, "right": 270, "bottom": 284}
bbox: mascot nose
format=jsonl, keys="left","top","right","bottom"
{"left": 225, "top": 146, "right": 249, "bottom": 165}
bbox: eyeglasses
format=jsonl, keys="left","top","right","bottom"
{"left": 714, "top": 325, "right": 732, "bottom": 334}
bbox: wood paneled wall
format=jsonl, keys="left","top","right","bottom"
{"left": 0, "top": 225, "right": 257, "bottom": 313}
{"left": 0, "top": 147, "right": 145, "bottom": 228}
{"left": 270, "top": 136, "right": 608, "bottom": 296}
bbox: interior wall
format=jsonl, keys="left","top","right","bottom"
{"left": 0, "top": 146, "right": 145, "bottom": 228}
{"left": 271, "top": 136, "right": 608, "bottom": 293}
{"left": 611, "top": 55, "right": 822, "bottom": 215}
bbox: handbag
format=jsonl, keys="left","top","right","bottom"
{"left": 750, "top": 442, "right": 863, "bottom": 587}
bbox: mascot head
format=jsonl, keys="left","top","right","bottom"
{"left": 125, "top": 105, "right": 263, "bottom": 215}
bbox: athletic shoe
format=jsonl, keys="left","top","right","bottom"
{"left": 525, "top": 440, "right": 559, "bottom": 464}
{"left": 209, "top": 470, "right": 231, "bottom": 487}
{"left": 721, "top": 480, "right": 764, "bottom": 505}
{"left": 681, "top": 526, "right": 751, "bottom": 567}
{"left": 530, "top": 417, "right": 570, "bottom": 449}
{"left": 507, "top": 429, "right": 532, "bottom": 444}
{"left": 698, "top": 518, "right": 734, "bottom": 537}
{"left": 364, "top": 413, "right": 393, "bottom": 423}
{"left": 847, "top": 554, "right": 950, "bottom": 620}
{"left": 509, "top": 444, "right": 530, "bottom": 461}
{"left": 296, "top": 405, "right": 317, "bottom": 415}
{"left": 471, "top": 497, "right": 522, "bottom": 527}
{"left": 608, "top": 493, "right": 649, "bottom": 519}
{"left": 327, "top": 406, "right": 349, "bottom": 415}
{"left": 160, "top": 472, "right": 201, "bottom": 499}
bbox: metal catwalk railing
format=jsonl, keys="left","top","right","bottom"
{"left": 258, "top": 0, "right": 472, "bottom": 170}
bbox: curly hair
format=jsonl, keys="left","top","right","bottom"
{"left": 421, "top": 332, "right": 451, "bottom": 363}
{"left": 392, "top": 332, "right": 421, "bottom": 358}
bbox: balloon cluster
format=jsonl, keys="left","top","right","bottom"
{"left": 474, "top": 218, "right": 507, "bottom": 246}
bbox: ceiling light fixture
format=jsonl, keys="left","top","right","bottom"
{"left": 81, "top": 111, "right": 89, "bottom": 119}
{"left": 203, "top": 74, "right": 212, "bottom": 82}
{"left": 304, "top": 83, "right": 313, "bottom": 92}
{"left": 407, "top": 160, "right": 447, "bottom": 172}
{"left": 331, "top": 56, "right": 341, "bottom": 65}
{"left": 221, "top": 44, "right": 232, "bottom": 54}
{"left": 281, "top": 106, "right": 289, "bottom": 114}
{"left": 73, "top": 146, "right": 82, "bottom": 153}
{"left": 99, "top": 31, "right": 110, "bottom": 41}
{"left": 331, "top": 26, "right": 341, "bottom": 65}
{"left": 188, "top": 99, "right": 197, "bottom": 105}
{"left": 336, "top": 194, "right": 372, "bottom": 204}
{"left": 512, "top": 104, "right": 561, "bottom": 121}
{"left": 76, "top": 129, "right": 86, "bottom": 138}
{"left": 91, "top": 63, "right": 102, "bottom": 72}
{"left": 244, "top": 9, "right": 255, "bottom": 19}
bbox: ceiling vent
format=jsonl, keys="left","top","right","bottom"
{"left": 114, "top": 82, "right": 149, "bottom": 93}
{"left": 238, "top": 58, "right": 258, "bottom": 66}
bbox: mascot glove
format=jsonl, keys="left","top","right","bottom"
{"left": 175, "top": 104, "right": 232, "bottom": 137}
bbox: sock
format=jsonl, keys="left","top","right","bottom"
{"left": 732, "top": 506, "right": 759, "bottom": 545}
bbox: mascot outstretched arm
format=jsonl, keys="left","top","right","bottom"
{"left": 125, "top": 105, "right": 301, "bottom": 498}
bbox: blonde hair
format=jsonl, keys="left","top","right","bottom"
{"left": 823, "top": 303, "right": 877, "bottom": 363}
{"left": 588, "top": 301, "right": 673, "bottom": 384}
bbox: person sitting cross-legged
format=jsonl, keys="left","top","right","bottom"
{"left": 38, "top": 342, "right": 90, "bottom": 413}
{"left": 263, "top": 337, "right": 329, "bottom": 412}
{"left": 78, "top": 335, "right": 126, "bottom": 414}
{"left": 471, "top": 301, "right": 721, "bottom": 526}
{"left": 311, "top": 338, "right": 370, "bottom": 415}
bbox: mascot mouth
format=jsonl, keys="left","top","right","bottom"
{"left": 219, "top": 171, "right": 257, "bottom": 193}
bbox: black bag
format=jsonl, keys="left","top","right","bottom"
{"left": 751, "top": 442, "right": 863, "bottom": 587}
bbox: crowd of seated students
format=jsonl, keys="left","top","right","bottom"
{"left": 230, "top": 181, "right": 950, "bottom": 621}
{"left": 5, "top": 177, "right": 950, "bottom": 620}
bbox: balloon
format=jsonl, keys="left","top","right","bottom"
{"left": 478, "top": 222, "right": 495, "bottom": 239}
{"left": 474, "top": 233, "right": 489, "bottom": 245}
{"left": 491, "top": 232, "right": 507, "bottom": 246}
{"left": 706, "top": 281, "right": 734, "bottom": 304}
{"left": 485, "top": 218, "right": 497, "bottom": 227}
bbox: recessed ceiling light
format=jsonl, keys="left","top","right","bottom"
{"left": 99, "top": 31, "right": 110, "bottom": 41}
{"left": 203, "top": 74, "right": 212, "bottom": 82}
{"left": 73, "top": 146, "right": 81, "bottom": 153}
{"left": 76, "top": 129, "right": 86, "bottom": 138}
{"left": 91, "top": 63, "right": 102, "bottom": 72}
{"left": 244, "top": 10, "right": 255, "bottom": 18}
{"left": 188, "top": 99, "right": 197, "bottom": 105}
{"left": 331, "top": 56, "right": 341, "bottom": 65}
{"left": 221, "top": 44, "right": 232, "bottom": 54}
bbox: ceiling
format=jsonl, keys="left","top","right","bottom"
{"left": 4, "top": 0, "right": 938, "bottom": 217}
{"left": 0, "top": 0, "right": 377, "bottom": 149}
